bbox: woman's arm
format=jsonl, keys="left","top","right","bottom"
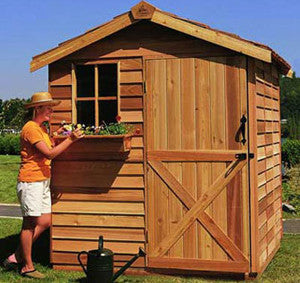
{"left": 35, "top": 128, "right": 84, "bottom": 160}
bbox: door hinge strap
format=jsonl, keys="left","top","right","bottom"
{"left": 235, "top": 153, "right": 255, "bottom": 160}
{"left": 235, "top": 153, "right": 247, "bottom": 160}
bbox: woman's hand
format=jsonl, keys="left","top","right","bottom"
{"left": 69, "top": 128, "right": 85, "bottom": 142}
{"left": 36, "top": 128, "right": 84, "bottom": 160}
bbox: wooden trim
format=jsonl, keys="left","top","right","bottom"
{"left": 148, "top": 258, "right": 249, "bottom": 273}
{"left": 117, "top": 61, "right": 121, "bottom": 116}
{"left": 95, "top": 65, "right": 99, "bottom": 127}
{"left": 131, "top": 1, "right": 156, "bottom": 20}
{"left": 247, "top": 58, "right": 259, "bottom": 272}
{"left": 71, "top": 64, "right": 77, "bottom": 124}
{"left": 286, "top": 69, "right": 293, "bottom": 78}
{"left": 151, "top": 159, "right": 247, "bottom": 257}
{"left": 148, "top": 150, "right": 246, "bottom": 161}
{"left": 98, "top": 96, "right": 117, "bottom": 100}
{"left": 150, "top": 11, "right": 271, "bottom": 63}
{"left": 30, "top": 13, "right": 135, "bottom": 72}
{"left": 75, "top": 97, "right": 95, "bottom": 101}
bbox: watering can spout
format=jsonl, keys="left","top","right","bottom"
{"left": 112, "top": 247, "right": 146, "bottom": 281}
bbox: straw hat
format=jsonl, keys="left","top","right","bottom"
{"left": 25, "top": 92, "right": 61, "bottom": 108}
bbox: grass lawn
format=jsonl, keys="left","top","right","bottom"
{"left": 0, "top": 218, "right": 299, "bottom": 283}
{"left": 0, "top": 155, "right": 20, "bottom": 203}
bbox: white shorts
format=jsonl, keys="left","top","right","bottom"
{"left": 17, "top": 179, "right": 51, "bottom": 217}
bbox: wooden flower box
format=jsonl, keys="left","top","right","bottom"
{"left": 53, "top": 135, "right": 132, "bottom": 161}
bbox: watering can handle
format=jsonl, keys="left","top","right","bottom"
{"left": 99, "top": 235, "right": 103, "bottom": 249}
{"left": 77, "top": 251, "right": 88, "bottom": 276}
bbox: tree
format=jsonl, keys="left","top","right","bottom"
{"left": 280, "top": 73, "right": 300, "bottom": 139}
{"left": 0, "top": 98, "right": 29, "bottom": 131}
{"left": 280, "top": 72, "right": 300, "bottom": 119}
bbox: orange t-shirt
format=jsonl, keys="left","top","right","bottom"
{"left": 18, "top": 121, "right": 53, "bottom": 182}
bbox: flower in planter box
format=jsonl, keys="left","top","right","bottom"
{"left": 115, "top": 115, "right": 122, "bottom": 123}
{"left": 54, "top": 118, "right": 135, "bottom": 136}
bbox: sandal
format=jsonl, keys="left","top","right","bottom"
{"left": 2, "top": 258, "right": 18, "bottom": 271}
{"left": 20, "top": 269, "right": 45, "bottom": 279}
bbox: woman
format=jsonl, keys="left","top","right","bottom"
{"left": 3, "top": 92, "right": 84, "bottom": 279}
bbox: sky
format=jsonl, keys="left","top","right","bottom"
{"left": 0, "top": 0, "right": 299, "bottom": 100}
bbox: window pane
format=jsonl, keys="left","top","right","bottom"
{"left": 98, "top": 64, "right": 117, "bottom": 97}
{"left": 77, "top": 65, "right": 95, "bottom": 97}
{"left": 77, "top": 101, "right": 95, "bottom": 126}
{"left": 98, "top": 101, "right": 117, "bottom": 124}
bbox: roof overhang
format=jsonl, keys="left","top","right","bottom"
{"left": 30, "top": 1, "right": 292, "bottom": 77}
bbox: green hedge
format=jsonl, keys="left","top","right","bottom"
{"left": 0, "top": 134, "right": 20, "bottom": 155}
{"left": 282, "top": 139, "right": 300, "bottom": 167}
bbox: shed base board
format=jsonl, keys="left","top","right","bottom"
{"left": 53, "top": 264, "right": 251, "bottom": 280}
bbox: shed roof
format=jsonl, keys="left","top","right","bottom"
{"left": 31, "top": 1, "right": 292, "bottom": 76}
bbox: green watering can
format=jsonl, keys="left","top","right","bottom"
{"left": 78, "top": 236, "right": 146, "bottom": 283}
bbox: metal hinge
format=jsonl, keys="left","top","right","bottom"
{"left": 236, "top": 153, "right": 247, "bottom": 160}
{"left": 235, "top": 153, "right": 255, "bottom": 160}
{"left": 249, "top": 153, "right": 255, "bottom": 159}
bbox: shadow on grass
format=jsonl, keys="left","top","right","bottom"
{"left": 0, "top": 228, "right": 51, "bottom": 267}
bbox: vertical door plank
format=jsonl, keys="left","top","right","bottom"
{"left": 166, "top": 59, "right": 183, "bottom": 257}
{"left": 210, "top": 57, "right": 228, "bottom": 260}
{"left": 195, "top": 58, "right": 213, "bottom": 259}
{"left": 225, "top": 57, "right": 242, "bottom": 250}
{"left": 181, "top": 58, "right": 197, "bottom": 258}
{"left": 146, "top": 61, "right": 155, "bottom": 255}
{"left": 153, "top": 60, "right": 169, "bottom": 255}
{"left": 239, "top": 57, "right": 250, "bottom": 258}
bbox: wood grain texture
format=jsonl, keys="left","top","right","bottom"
{"left": 254, "top": 60, "right": 282, "bottom": 272}
{"left": 52, "top": 239, "right": 143, "bottom": 254}
{"left": 248, "top": 58, "right": 259, "bottom": 272}
{"left": 52, "top": 201, "right": 144, "bottom": 215}
{"left": 210, "top": 57, "right": 227, "bottom": 260}
{"left": 31, "top": 13, "right": 134, "bottom": 71}
{"left": 52, "top": 214, "right": 144, "bottom": 228}
{"left": 52, "top": 188, "right": 144, "bottom": 202}
{"left": 52, "top": 227, "right": 145, "bottom": 242}
{"left": 195, "top": 58, "right": 213, "bottom": 260}
{"left": 148, "top": 258, "right": 249, "bottom": 273}
{"left": 180, "top": 58, "right": 197, "bottom": 258}
{"left": 50, "top": 86, "right": 72, "bottom": 98}
{"left": 146, "top": 57, "right": 249, "bottom": 271}
{"left": 151, "top": 10, "right": 271, "bottom": 63}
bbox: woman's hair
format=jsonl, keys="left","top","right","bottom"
{"left": 24, "top": 107, "right": 35, "bottom": 122}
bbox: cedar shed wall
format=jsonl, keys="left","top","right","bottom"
{"left": 248, "top": 58, "right": 282, "bottom": 274}
{"left": 48, "top": 58, "right": 145, "bottom": 271}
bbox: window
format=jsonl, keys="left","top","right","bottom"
{"left": 73, "top": 63, "right": 119, "bottom": 126}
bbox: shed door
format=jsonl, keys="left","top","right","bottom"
{"left": 145, "top": 57, "right": 250, "bottom": 272}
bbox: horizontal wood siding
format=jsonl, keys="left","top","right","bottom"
{"left": 49, "top": 62, "right": 72, "bottom": 133}
{"left": 49, "top": 57, "right": 145, "bottom": 270}
{"left": 254, "top": 61, "right": 282, "bottom": 271}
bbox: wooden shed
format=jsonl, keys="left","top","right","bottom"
{"left": 30, "top": 1, "right": 292, "bottom": 278}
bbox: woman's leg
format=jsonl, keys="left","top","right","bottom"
{"left": 19, "top": 216, "right": 37, "bottom": 272}
{"left": 14, "top": 213, "right": 51, "bottom": 267}
{"left": 33, "top": 213, "right": 51, "bottom": 240}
